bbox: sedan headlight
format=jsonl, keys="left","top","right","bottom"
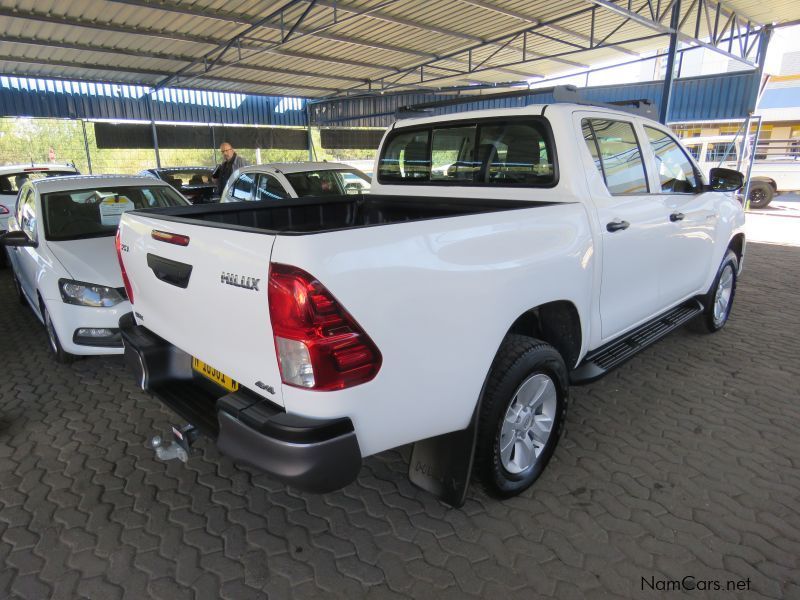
{"left": 59, "top": 279, "right": 125, "bottom": 307}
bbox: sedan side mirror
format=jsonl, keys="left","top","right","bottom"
{"left": 0, "top": 230, "right": 36, "bottom": 247}
{"left": 709, "top": 167, "right": 744, "bottom": 192}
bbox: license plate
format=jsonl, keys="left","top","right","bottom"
{"left": 192, "top": 357, "right": 239, "bottom": 392}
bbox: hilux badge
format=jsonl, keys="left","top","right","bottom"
{"left": 221, "top": 272, "right": 260, "bottom": 291}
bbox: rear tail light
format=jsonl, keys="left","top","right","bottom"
{"left": 115, "top": 230, "right": 134, "bottom": 305}
{"left": 0, "top": 205, "right": 9, "bottom": 215}
{"left": 268, "top": 263, "right": 381, "bottom": 391}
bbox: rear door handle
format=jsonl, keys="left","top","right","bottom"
{"left": 606, "top": 219, "right": 630, "bottom": 232}
{"left": 670, "top": 212, "right": 685, "bottom": 222}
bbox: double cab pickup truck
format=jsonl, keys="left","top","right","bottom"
{"left": 116, "top": 102, "right": 745, "bottom": 506}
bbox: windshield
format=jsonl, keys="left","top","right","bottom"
{"left": 1, "top": 170, "right": 76, "bottom": 194}
{"left": 284, "top": 169, "right": 371, "bottom": 196}
{"left": 158, "top": 170, "right": 214, "bottom": 188}
{"left": 43, "top": 185, "right": 188, "bottom": 241}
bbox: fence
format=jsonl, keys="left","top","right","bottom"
{"left": 0, "top": 118, "right": 312, "bottom": 174}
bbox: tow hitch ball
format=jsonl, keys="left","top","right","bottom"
{"left": 148, "top": 424, "right": 199, "bottom": 463}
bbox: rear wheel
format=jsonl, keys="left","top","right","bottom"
{"left": 475, "top": 335, "right": 568, "bottom": 498}
{"left": 43, "top": 303, "right": 75, "bottom": 364}
{"left": 748, "top": 182, "right": 774, "bottom": 209}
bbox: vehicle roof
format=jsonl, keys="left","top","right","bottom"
{"left": 30, "top": 174, "right": 174, "bottom": 193}
{"left": 389, "top": 102, "right": 657, "bottom": 128}
{"left": 0, "top": 163, "right": 79, "bottom": 175}
{"left": 240, "top": 162, "right": 361, "bottom": 175}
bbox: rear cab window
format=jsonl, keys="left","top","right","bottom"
{"left": 581, "top": 119, "right": 649, "bottom": 194}
{"left": 378, "top": 117, "right": 556, "bottom": 187}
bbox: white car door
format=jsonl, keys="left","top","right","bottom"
{"left": 642, "top": 125, "right": 717, "bottom": 304}
{"left": 578, "top": 113, "right": 673, "bottom": 341}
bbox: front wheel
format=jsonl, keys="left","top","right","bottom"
{"left": 43, "top": 303, "right": 75, "bottom": 364}
{"left": 699, "top": 250, "right": 738, "bottom": 333}
{"left": 474, "top": 335, "right": 568, "bottom": 498}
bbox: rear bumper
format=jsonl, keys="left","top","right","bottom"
{"left": 119, "top": 312, "right": 362, "bottom": 493}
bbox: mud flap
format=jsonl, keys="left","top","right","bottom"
{"left": 408, "top": 405, "right": 479, "bottom": 508}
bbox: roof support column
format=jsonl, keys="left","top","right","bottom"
{"left": 147, "top": 94, "right": 162, "bottom": 168}
{"left": 659, "top": 0, "right": 681, "bottom": 124}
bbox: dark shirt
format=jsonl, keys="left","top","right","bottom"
{"left": 215, "top": 153, "right": 247, "bottom": 195}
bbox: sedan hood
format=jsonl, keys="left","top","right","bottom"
{"left": 47, "top": 236, "right": 123, "bottom": 287}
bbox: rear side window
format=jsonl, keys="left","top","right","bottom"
{"left": 582, "top": 119, "right": 648, "bottom": 194}
{"left": 255, "top": 174, "right": 289, "bottom": 200}
{"left": 378, "top": 118, "right": 555, "bottom": 187}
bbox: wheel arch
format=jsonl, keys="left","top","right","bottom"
{"left": 750, "top": 176, "right": 777, "bottom": 191}
{"left": 728, "top": 232, "right": 745, "bottom": 265}
{"left": 505, "top": 300, "right": 583, "bottom": 370}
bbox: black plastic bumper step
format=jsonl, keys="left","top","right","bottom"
{"left": 570, "top": 299, "right": 703, "bottom": 384}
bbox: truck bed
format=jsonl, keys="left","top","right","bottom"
{"left": 129, "top": 194, "right": 550, "bottom": 235}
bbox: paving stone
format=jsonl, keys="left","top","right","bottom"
{"left": 0, "top": 243, "right": 798, "bottom": 597}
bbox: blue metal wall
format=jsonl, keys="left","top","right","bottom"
{"left": 310, "top": 71, "right": 761, "bottom": 127}
{"left": 0, "top": 76, "right": 307, "bottom": 126}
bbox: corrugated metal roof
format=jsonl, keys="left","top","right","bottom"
{"left": 0, "top": 0, "right": 794, "bottom": 98}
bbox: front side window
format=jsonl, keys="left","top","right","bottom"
{"left": 255, "top": 174, "right": 289, "bottom": 201}
{"left": 582, "top": 119, "right": 648, "bottom": 194}
{"left": 19, "top": 189, "right": 37, "bottom": 239}
{"left": 378, "top": 118, "right": 555, "bottom": 187}
{"left": 231, "top": 173, "right": 255, "bottom": 200}
{"left": 645, "top": 126, "right": 699, "bottom": 193}
{"left": 43, "top": 185, "right": 188, "bottom": 241}
{"left": 706, "top": 142, "right": 737, "bottom": 164}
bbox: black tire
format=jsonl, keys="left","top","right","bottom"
{"left": 699, "top": 250, "right": 738, "bottom": 333}
{"left": 42, "top": 303, "right": 75, "bottom": 364}
{"left": 748, "top": 182, "right": 774, "bottom": 209}
{"left": 474, "top": 335, "right": 568, "bottom": 498}
{"left": 9, "top": 263, "right": 26, "bottom": 306}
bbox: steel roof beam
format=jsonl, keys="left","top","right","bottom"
{"left": 582, "top": 0, "right": 761, "bottom": 66}
{"left": 104, "top": 0, "right": 537, "bottom": 82}
{"left": 0, "top": 55, "right": 341, "bottom": 94}
{"left": 456, "top": 0, "right": 640, "bottom": 57}
{"left": 0, "top": 35, "right": 369, "bottom": 85}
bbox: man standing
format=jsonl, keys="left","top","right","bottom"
{"left": 214, "top": 142, "right": 248, "bottom": 196}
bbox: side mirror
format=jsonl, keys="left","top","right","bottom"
{"left": 709, "top": 167, "right": 744, "bottom": 192}
{"left": 0, "top": 230, "right": 36, "bottom": 247}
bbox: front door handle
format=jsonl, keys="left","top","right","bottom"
{"left": 670, "top": 212, "right": 685, "bottom": 222}
{"left": 606, "top": 219, "right": 630, "bottom": 232}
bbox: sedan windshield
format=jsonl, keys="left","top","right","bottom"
{"left": 284, "top": 169, "right": 371, "bottom": 196}
{"left": 43, "top": 185, "right": 188, "bottom": 241}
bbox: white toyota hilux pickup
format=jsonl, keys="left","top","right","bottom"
{"left": 116, "top": 102, "right": 746, "bottom": 506}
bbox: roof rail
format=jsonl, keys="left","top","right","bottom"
{"left": 396, "top": 84, "right": 657, "bottom": 120}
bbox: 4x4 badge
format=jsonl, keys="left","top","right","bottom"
{"left": 221, "top": 272, "right": 260, "bottom": 291}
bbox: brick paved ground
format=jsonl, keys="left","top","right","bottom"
{"left": 1, "top": 242, "right": 798, "bottom": 599}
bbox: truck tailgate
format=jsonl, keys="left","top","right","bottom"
{"left": 118, "top": 212, "right": 283, "bottom": 406}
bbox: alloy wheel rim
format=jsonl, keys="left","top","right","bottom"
{"left": 499, "top": 373, "right": 557, "bottom": 474}
{"left": 713, "top": 265, "right": 734, "bottom": 325}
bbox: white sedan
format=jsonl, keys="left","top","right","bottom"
{"left": 221, "top": 162, "right": 371, "bottom": 201}
{"left": 2, "top": 175, "right": 189, "bottom": 362}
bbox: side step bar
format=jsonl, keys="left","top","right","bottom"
{"left": 570, "top": 299, "right": 703, "bottom": 385}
